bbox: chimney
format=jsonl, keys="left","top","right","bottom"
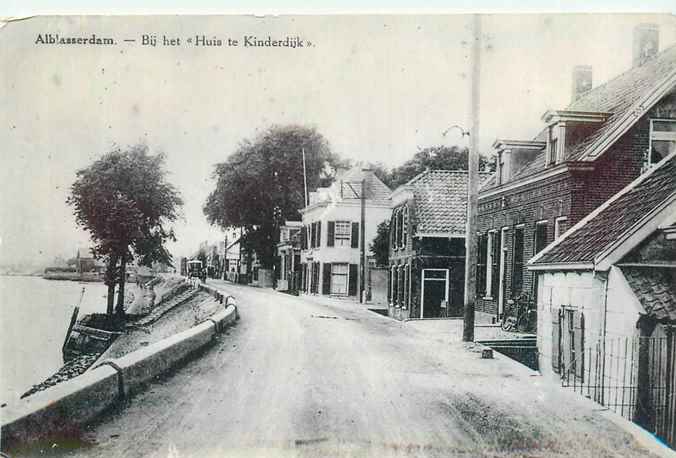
{"left": 633, "top": 23, "right": 659, "bottom": 67}
{"left": 571, "top": 65, "right": 592, "bottom": 102}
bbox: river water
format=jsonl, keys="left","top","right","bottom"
{"left": 0, "top": 275, "right": 109, "bottom": 403}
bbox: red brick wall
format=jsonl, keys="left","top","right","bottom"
{"left": 475, "top": 96, "right": 676, "bottom": 316}
{"left": 477, "top": 174, "right": 573, "bottom": 315}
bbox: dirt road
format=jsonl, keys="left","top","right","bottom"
{"left": 44, "top": 281, "right": 659, "bottom": 458}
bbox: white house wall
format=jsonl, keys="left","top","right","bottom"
{"left": 537, "top": 270, "right": 598, "bottom": 381}
{"left": 604, "top": 266, "right": 644, "bottom": 341}
{"left": 301, "top": 202, "right": 392, "bottom": 265}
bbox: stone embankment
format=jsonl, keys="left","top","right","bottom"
{"left": 1, "top": 287, "right": 237, "bottom": 452}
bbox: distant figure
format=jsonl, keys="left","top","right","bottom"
{"left": 145, "top": 285, "right": 156, "bottom": 310}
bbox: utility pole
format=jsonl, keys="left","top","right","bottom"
{"left": 360, "top": 178, "right": 366, "bottom": 303}
{"left": 463, "top": 14, "right": 481, "bottom": 343}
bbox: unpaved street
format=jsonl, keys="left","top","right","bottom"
{"left": 46, "top": 281, "right": 658, "bottom": 458}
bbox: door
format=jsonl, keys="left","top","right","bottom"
{"left": 421, "top": 269, "right": 449, "bottom": 318}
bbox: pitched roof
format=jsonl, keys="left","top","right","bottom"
{"left": 530, "top": 153, "right": 676, "bottom": 266}
{"left": 483, "top": 44, "right": 676, "bottom": 190}
{"left": 308, "top": 166, "right": 392, "bottom": 207}
{"left": 621, "top": 266, "right": 676, "bottom": 322}
{"left": 400, "top": 170, "right": 491, "bottom": 235}
{"left": 337, "top": 166, "right": 392, "bottom": 201}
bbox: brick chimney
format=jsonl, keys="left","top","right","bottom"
{"left": 571, "top": 65, "right": 593, "bottom": 102}
{"left": 633, "top": 23, "right": 659, "bottom": 67}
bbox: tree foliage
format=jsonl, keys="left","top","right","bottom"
{"left": 67, "top": 145, "right": 183, "bottom": 317}
{"left": 376, "top": 145, "right": 495, "bottom": 189}
{"left": 203, "top": 125, "right": 344, "bottom": 268}
{"left": 370, "top": 219, "right": 390, "bottom": 267}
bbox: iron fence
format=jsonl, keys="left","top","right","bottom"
{"left": 561, "top": 331, "right": 675, "bottom": 449}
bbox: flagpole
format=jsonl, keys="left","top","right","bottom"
{"left": 302, "top": 147, "right": 309, "bottom": 207}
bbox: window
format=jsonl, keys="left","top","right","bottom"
{"left": 534, "top": 221, "right": 549, "bottom": 255}
{"left": 485, "top": 231, "right": 500, "bottom": 298}
{"left": 647, "top": 119, "right": 676, "bottom": 171}
{"left": 391, "top": 266, "right": 398, "bottom": 305}
{"left": 476, "top": 234, "right": 488, "bottom": 296}
{"left": 554, "top": 217, "right": 568, "bottom": 240}
{"left": 511, "top": 226, "right": 524, "bottom": 293}
{"left": 402, "top": 207, "right": 408, "bottom": 249}
{"left": 483, "top": 231, "right": 501, "bottom": 298}
{"left": 334, "top": 221, "right": 351, "bottom": 247}
{"left": 403, "top": 265, "right": 409, "bottom": 309}
{"left": 548, "top": 138, "right": 558, "bottom": 166}
{"left": 497, "top": 152, "right": 505, "bottom": 185}
{"left": 330, "top": 263, "right": 349, "bottom": 295}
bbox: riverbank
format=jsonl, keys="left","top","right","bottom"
{"left": 18, "top": 277, "right": 221, "bottom": 400}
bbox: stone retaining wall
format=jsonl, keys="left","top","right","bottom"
{"left": 1, "top": 302, "right": 237, "bottom": 450}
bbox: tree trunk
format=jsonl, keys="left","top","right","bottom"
{"left": 105, "top": 254, "right": 118, "bottom": 316}
{"left": 115, "top": 253, "right": 127, "bottom": 318}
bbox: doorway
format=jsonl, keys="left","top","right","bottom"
{"left": 421, "top": 269, "right": 449, "bottom": 318}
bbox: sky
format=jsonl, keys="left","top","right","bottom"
{"left": 1, "top": 14, "right": 676, "bottom": 266}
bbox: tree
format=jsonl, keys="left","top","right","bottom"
{"left": 384, "top": 145, "right": 495, "bottom": 189}
{"left": 204, "top": 125, "right": 343, "bottom": 268}
{"left": 67, "top": 145, "right": 183, "bottom": 319}
{"left": 370, "top": 219, "right": 390, "bottom": 267}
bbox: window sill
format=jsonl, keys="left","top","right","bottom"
{"left": 482, "top": 296, "right": 494, "bottom": 301}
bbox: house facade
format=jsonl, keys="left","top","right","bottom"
{"left": 387, "top": 170, "right": 489, "bottom": 320}
{"left": 528, "top": 152, "right": 676, "bottom": 445}
{"left": 299, "top": 167, "right": 392, "bottom": 299}
{"left": 476, "top": 26, "right": 676, "bottom": 323}
{"left": 276, "top": 221, "right": 302, "bottom": 293}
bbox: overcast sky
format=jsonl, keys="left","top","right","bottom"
{"left": 1, "top": 14, "right": 675, "bottom": 265}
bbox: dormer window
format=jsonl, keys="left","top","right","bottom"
{"left": 547, "top": 126, "right": 559, "bottom": 166}
{"left": 646, "top": 119, "right": 676, "bottom": 171}
{"left": 541, "top": 110, "right": 610, "bottom": 168}
{"left": 496, "top": 152, "right": 505, "bottom": 185}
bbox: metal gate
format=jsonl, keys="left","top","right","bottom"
{"left": 561, "top": 329, "right": 675, "bottom": 449}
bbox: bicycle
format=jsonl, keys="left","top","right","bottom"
{"left": 501, "top": 292, "right": 536, "bottom": 333}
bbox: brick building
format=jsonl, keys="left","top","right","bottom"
{"left": 388, "top": 170, "right": 490, "bottom": 320}
{"left": 476, "top": 26, "right": 676, "bottom": 322}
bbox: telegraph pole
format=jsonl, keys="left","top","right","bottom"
{"left": 360, "top": 178, "right": 366, "bottom": 303}
{"left": 463, "top": 14, "right": 481, "bottom": 342}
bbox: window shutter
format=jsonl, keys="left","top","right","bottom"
{"left": 574, "top": 311, "right": 585, "bottom": 379}
{"left": 327, "top": 221, "right": 335, "bottom": 247}
{"left": 348, "top": 264, "right": 358, "bottom": 296}
{"left": 322, "top": 263, "right": 331, "bottom": 295}
{"left": 387, "top": 266, "right": 392, "bottom": 302}
{"left": 491, "top": 232, "right": 501, "bottom": 299}
{"left": 309, "top": 223, "right": 315, "bottom": 248}
{"left": 301, "top": 226, "right": 307, "bottom": 250}
{"left": 351, "top": 222, "right": 359, "bottom": 248}
{"left": 552, "top": 309, "right": 562, "bottom": 373}
{"left": 317, "top": 221, "right": 322, "bottom": 247}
